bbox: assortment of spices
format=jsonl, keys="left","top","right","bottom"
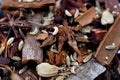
{"left": 0, "top": 0, "right": 120, "bottom": 80}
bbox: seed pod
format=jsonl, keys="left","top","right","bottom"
{"left": 36, "top": 63, "right": 63, "bottom": 77}
{"left": 7, "top": 37, "right": 14, "bottom": 46}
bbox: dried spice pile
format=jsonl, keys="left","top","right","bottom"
{"left": 0, "top": 0, "right": 120, "bottom": 80}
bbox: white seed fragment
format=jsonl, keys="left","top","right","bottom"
{"left": 83, "top": 53, "right": 93, "bottom": 63}
{"left": 74, "top": 8, "right": 80, "bottom": 18}
{"left": 0, "top": 46, "right": 5, "bottom": 55}
{"left": 105, "top": 43, "right": 117, "bottom": 50}
{"left": 23, "top": 0, "right": 34, "bottom": 2}
{"left": 70, "top": 55, "right": 75, "bottom": 62}
{"left": 70, "top": 61, "right": 79, "bottom": 66}
{"left": 18, "top": 40, "right": 24, "bottom": 51}
{"left": 36, "top": 63, "right": 63, "bottom": 77}
{"left": 52, "top": 26, "right": 59, "bottom": 35}
{"left": 66, "top": 55, "right": 71, "bottom": 67}
{"left": 11, "top": 56, "right": 21, "bottom": 61}
{"left": 65, "top": 10, "right": 72, "bottom": 17}
{"left": 7, "top": 37, "right": 14, "bottom": 46}
{"left": 19, "top": 66, "right": 27, "bottom": 74}
{"left": 29, "top": 27, "right": 39, "bottom": 35}
{"left": 55, "top": 76, "right": 65, "bottom": 80}
{"left": 114, "top": 5, "right": 117, "bottom": 8}
{"left": 73, "top": 52, "right": 77, "bottom": 60}
{"left": 70, "top": 66, "right": 76, "bottom": 74}
{"left": 101, "top": 10, "right": 114, "bottom": 25}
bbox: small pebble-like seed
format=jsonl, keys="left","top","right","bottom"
{"left": 11, "top": 56, "right": 21, "bottom": 61}
{"left": 7, "top": 37, "right": 14, "bottom": 46}
{"left": 19, "top": 66, "right": 27, "bottom": 74}
{"left": 18, "top": 40, "right": 24, "bottom": 51}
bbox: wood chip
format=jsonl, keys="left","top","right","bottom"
{"left": 75, "top": 7, "right": 97, "bottom": 27}
{"left": 1, "top": 0, "right": 56, "bottom": 9}
{"left": 94, "top": 14, "right": 120, "bottom": 65}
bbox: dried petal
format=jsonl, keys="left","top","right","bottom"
{"left": 37, "top": 33, "right": 48, "bottom": 40}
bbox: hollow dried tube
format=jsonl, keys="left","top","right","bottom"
{"left": 22, "top": 34, "right": 43, "bottom": 64}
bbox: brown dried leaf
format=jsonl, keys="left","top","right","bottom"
{"left": 75, "top": 7, "right": 97, "bottom": 26}
{"left": 68, "top": 39, "right": 81, "bottom": 55}
{"left": 75, "top": 36, "right": 89, "bottom": 43}
{"left": 37, "top": 33, "right": 48, "bottom": 40}
{"left": 40, "top": 35, "right": 56, "bottom": 47}
{"left": 77, "top": 55, "right": 88, "bottom": 63}
{"left": 55, "top": 50, "right": 68, "bottom": 66}
{"left": 46, "top": 51, "right": 55, "bottom": 65}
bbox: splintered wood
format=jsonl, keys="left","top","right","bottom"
{"left": 94, "top": 15, "right": 120, "bottom": 65}
{"left": 1, "top": 0, "right": 55, "bottom": 8}
{"left": 22, "top": 34, "right": 43, "bottom": 64}
{"left": 75, "top": 7, "right": 97, "bottom": 27}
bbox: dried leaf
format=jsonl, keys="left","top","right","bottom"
{"left": 46, "top": 51, "right": 55, "bottom": 65}
{"left": 37, "top": 33, "right": 48, "bottom": 40}
{"left": 40, "top": 35, "right": 56, "bottom": 47}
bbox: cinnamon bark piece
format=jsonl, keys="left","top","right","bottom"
{"left": 22, "top": 34, "right": 43, "bottom": 64}
{"left": 75, "top": 7, "right": 97, "bottom": 27}
{"left": 1, "top": 0, "right": 55, "bottom": 9}
{"left": 104, "top": 0, "right": 120, "bottom": 12}
{"left": 94, "top": 15, "right": 120, "bottom": 65}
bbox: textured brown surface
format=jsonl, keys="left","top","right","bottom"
{"left": 94, "top": 15, "right": 120, "bottom": 65}
{"left": 75, "top": 7, "right": 97, "bottom": 27}
{"left": 1, "top": 0, "right": 55, "bottom": 8}
{"left": 22, "top": 34, "right": 43, "bottom": 64}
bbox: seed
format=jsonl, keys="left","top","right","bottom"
{"left": 65, "top": 10, "right": 72, "bottom": 17}
{"left": 11, "top": 56, "right": 21, "bottom": 61}
{"left": 70, "top": 61, "right": 79, "bottom": 66}
{"left": 105, "top": 43, "right": 117, "bottom": 50}
{"left": 18, "top": 40, "right": 24, "bottom": 51}
{"left": 70, "top": 55, "right": 75, "bottom": 62}
{"left": 0, "top": 46, "right": 5, "bottom": 55}
{"left": 7, "top": 37, "right": 14, "bottom": 46}
{"left": 70, "top": 66, "right": 76, "bottom": 74}
{"left": 105, "top": 57, "right": 108, "bottom": 60}
{"left": 55, "top": 76, "right": 65, "bottom": 80}
{"left": 52, "top": 26, "right": 59, "bottom": 35}
{"left": 83, "top": 53, "right": 92, "bottom": 63}
{"left": 66, "top": 55, "right": 71, "bottom": 67}
{"left": 19, "top": 66, "right": 27, "bottom": 74}
{"left": 29, "top": 27, "right": 39, "bottom": 35}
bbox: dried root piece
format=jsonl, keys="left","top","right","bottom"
{"left": 22, "top": 34, "right": 43, "bottom": 64}
{"left": 36, "top": 63, "right": 63, "bottom": 77}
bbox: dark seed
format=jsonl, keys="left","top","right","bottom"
{"left": 0, "top": 69, "right": 4, "bottom": 77}
{"left": 0, "top": 57, "right": 10, "bottom": 65}
{"left": 3, "top": 69, "right": 11, "bottom": 76}
{"left": 2, "top": 76, "right": 11, "bottom": 80}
